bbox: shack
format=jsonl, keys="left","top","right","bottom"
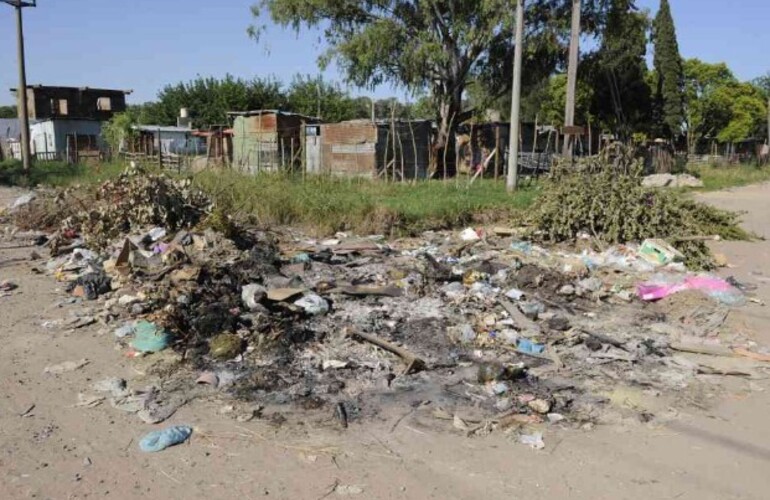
{"left": 131, "top": 125, "right": 204, "bottom": 155}
{"left": 9, "top": 85, "right": 132, "bottom": 162}
{"left": 230, "top": 110, "right": 318, "bottom": 173}
{"left": 29, "top": 119, "right": 103, "bottom": 162}
{"left": 456, "top": 121, "right": 586, "bottom": 177}
{"left": 309, "top": 119, "right": 432, "bottom": 179}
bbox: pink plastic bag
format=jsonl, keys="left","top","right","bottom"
{"left": 637, "top": 275, "right": 743, "bottom": 304}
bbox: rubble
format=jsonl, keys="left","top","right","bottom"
{"left": 6, "top": 164, "right": 769, "bottom": 445}
{"left": 642, "top": 173, "right": 704, "bottom": 188}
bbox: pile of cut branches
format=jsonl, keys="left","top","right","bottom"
{"left": 526, "top": 147, "right": 752, "bottom": 269}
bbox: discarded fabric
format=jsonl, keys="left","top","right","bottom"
{"left": 138, "top": 425, "right": 192, "bottom": 453}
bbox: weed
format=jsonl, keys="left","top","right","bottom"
{"left": 689, "top": 163, "right": 770, "bottom": 191}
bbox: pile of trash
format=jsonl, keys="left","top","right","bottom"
{"left": 525, "top": 150, "right": 752, "bottom": 269}
{"left": 11, "top": 163, "right": 211, "bottom": 249}
{"left": 5, "top": 167, "right": 769, "bottom": 449}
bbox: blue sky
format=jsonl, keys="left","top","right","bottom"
{"left": 0, "top": 0, "right": 768, "bottom": 106}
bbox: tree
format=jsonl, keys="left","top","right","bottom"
{"left": 527, "top": 74, "right": 593, "bottom": 126}
{"left": 141, "top": 75, "right": 287, "bottom": 127}
{"left": 709, "top": 83, "right": 767, "bottom": 144}
{"left": 586, "top": 0, "right": 652, "bottom": 137}
{"left": 652, "top": 0, "right": 685, "bottom": 138}
{"left": 102, "top": 111, "right": 138, "bottom": 153}
{"left": 0, "top": 105, "right": 16, "bottom": 119}
{"left": 752, "top": 72, "right": 770, "bottom": 97}
{"left": 681, "top": 60, "right": 766, "bottom": 150}
{"left": 251, "top": 1, "right": 613, "bottom": 172}
{"left": 285, "top": 75, "right": 358, "bottom": 122}
{"left": 682, "top": 59, "right": 736, "bottom": 153}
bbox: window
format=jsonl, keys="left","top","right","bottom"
{"left": 97, "top": 97, "right": 112, "bottom": 111}
{"left": 50, "top": 98, "right": 69, "bottom": 116}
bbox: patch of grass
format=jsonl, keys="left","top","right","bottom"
{"left": 0, "top": 159, "right": 125, "bottom": 188}
{"left": 688, "top": 163, "right": 770, "bottom": 191}
{"left": 194, "top": 169, "right": 537, "bottom": 236}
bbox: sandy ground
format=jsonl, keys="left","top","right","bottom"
{"left": 1, "top": 184, "right": 769, "bottom": 500}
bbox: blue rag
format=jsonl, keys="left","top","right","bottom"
{"left": 139, "top": 425, "right": 193, "bottom": 453}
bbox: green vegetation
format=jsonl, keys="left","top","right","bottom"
{"left": 5, "top": 155, "right": 767, "bottom": 238}
{"left": 586, "top": 0, "right": 652, "bottom": 138}
{"left": 0, "top": 160, "right": 125, "bottom": 188}
{"left": 653, "top": 0, "right": 685, "bottom": 137}
{"left": 690, "top": 163, "right": 770, "bottom": 191}
{"left": 195, "top": 170, "right": 537, "bottom": 236}
{"left": 252, "top": 0, "right": 611, "bottom": 162}
{"left": 0, "top": 105, "right": 16, "bottom": 119}
{"left": 527, "top": 152, "right": 753, "bottom": 269}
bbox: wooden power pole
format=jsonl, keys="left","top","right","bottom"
{"left": 3, "top": 0, "right": 36, "bottom": 172}
{"left": 562, "top": 0, "right": 581, "bottom": 159}
{"left": 506, "top": 0, "right": 525, "bottom": 193}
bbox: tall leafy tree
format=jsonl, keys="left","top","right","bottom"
{"left": 682, "top": 59, "right": 736, "bottom": 152}
{"left": 251, "top": 1, "right": 614, "bottom": 171}
{"left": 753, "top": 72, "right": 770, "bottom": 98}
{"left": 586, "top": 0, "right": 651, "bottom": 137}
{"left": 525, "top": 74, "right": 593, "bottom": 126}
{"left": 652, "top": 0, "right": 685, "bottom": 137}
{"left": 285, "top": 75, "right": 359, "bottom": 122}
{"left": 140, "top": 75, "right": 287, "bottom": 127}
{"left": 681, "top": 60, "right": 766, "bottom": 150}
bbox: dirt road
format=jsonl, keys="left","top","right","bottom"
{"left": 1, "top": 184, "right": 769, "bottom": 500}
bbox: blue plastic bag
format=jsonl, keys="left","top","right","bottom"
{"left": 139, "top": 425, "right": 192, "bottom": 453}
{"left": 517, "top": 338, "right": 545, "bottom": 354}
{"left": 130, "top": 321, "right": 170, "bottom": 353}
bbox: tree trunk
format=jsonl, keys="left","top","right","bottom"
{"left": 430, "top": 89, "right": 462, "bottom": 179}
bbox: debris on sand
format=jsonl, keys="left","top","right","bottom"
{"left": 8, "top": 163, "right": 767, "bottom": 445}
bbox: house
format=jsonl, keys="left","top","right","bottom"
{"left": 307, "top": 119, "right": 432, "bottom": 179}
{"left": 9, "top": 85, "right": 132, "bottom": 161}
{"left": 130, "top": 125, "right": 205, "bottom": 156}
{"left": 230, "top": 110, "right": 319, "bottom": 173}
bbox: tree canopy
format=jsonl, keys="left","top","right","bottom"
{"left": 251, "top": 0, "right": 615, "bottom": 165}
{"left": 652, "top": 0, "right": 684, "bottom": 137}
{"left": 682, "top": 59, "right": 767, "bottom": 149}
{"left": 585, "top": 0, "right": 651, "bottom": 138}
{"left": 137, "top": 75, "right": 286, "bottom": 128}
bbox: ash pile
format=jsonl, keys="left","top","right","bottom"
{"left": 5, "top": 166, "right": 769, "bottom": 446}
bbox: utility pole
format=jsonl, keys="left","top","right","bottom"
{"left": 506, "top": 0, "right": 525, "bottom": 193}
{"left": 562, "top": 0, "right": 581, "bottom": 159}
{"left": 3, "top": 0, "right": 36, "bottom": 172}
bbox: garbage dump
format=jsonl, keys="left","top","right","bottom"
{"left": 4, "top": 164, "right": 769, "bottom": 448}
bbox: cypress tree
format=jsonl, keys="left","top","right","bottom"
{"left": 653, "top": 0, "right": 685, "bottom": 137}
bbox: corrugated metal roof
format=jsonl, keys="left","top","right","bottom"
{"left": 132, "top": 125, "right": 194, "bottom": 133}
{"left": 227, "top": 109, "right": 319, "bottom": 120}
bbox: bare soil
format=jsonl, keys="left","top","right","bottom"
{"left": 1, "top": 184, "right": 769, "bottom": 500}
